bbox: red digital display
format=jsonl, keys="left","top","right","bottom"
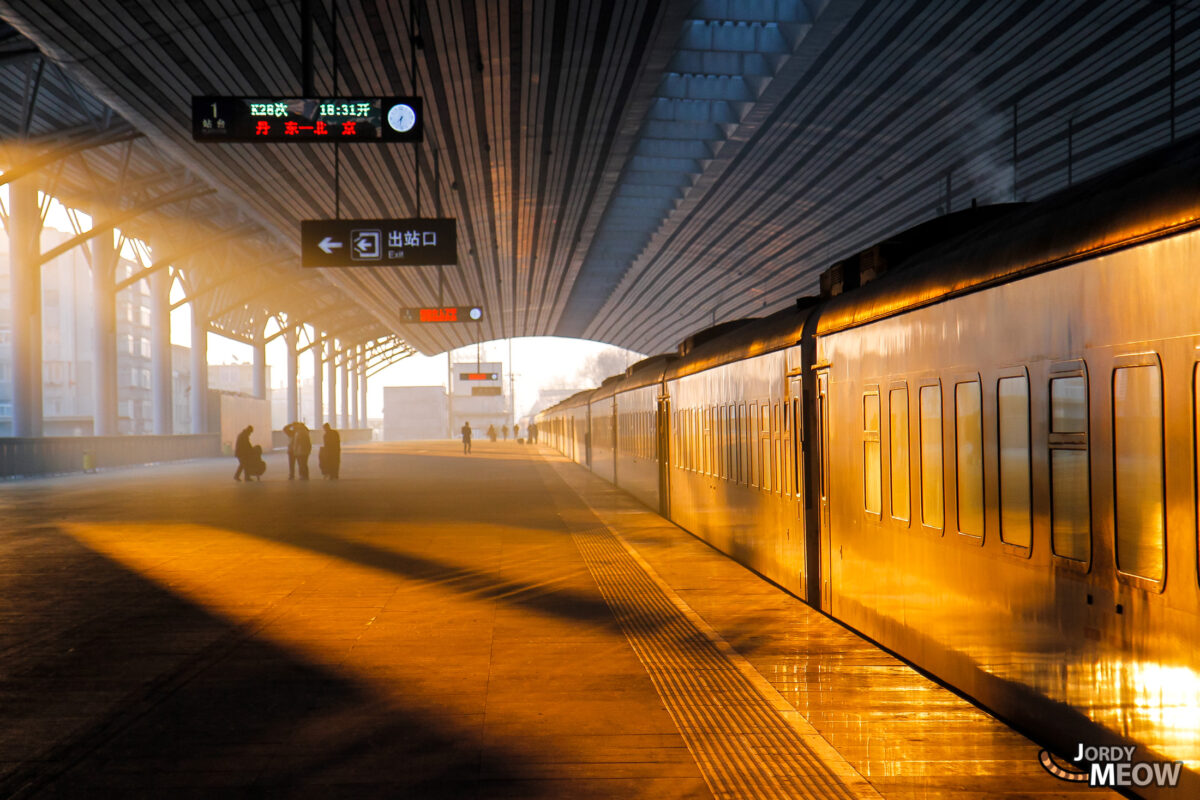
{"left": 420, "top": 307, "right": 457, "bottom": 322}
{"left": 460, "top": 372, "right": 499, "bottom": 381}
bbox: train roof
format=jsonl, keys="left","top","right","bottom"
{"left": 588, "top": 353, "right": 673, "bottom": 401}
{"left": 666, "top": 302, "right": 815, "bottom": 380}
{"left": 816, "top": 131, "right": 1200, "bottom": 335}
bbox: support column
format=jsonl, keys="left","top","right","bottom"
{"left": 312, "top": 334, "right": 323, "bottom": 427}
{"left": 349, "top": 348, "right": 359, "bottom": 429}
{"left": 10, "top": 179, "right": 42, "bottom": 437}
{"left": 285, "top": 326, "right": 298, "bottom": 424}
{"left": 189, "top": 303, "right": 208, "bottom": 434}
{"left": 150, "top": 261, "right": 172, "bottom": 434}
{"left": 339, "top": 350, "right": 349, "bottom": 429}
{"left": 90, "top": 230, "right": 118, "bottom": 436}
{"left": 358, "top": 345, "right": 368, "bottom": 432}
{"left": 326, "top": 339, "right": 337, "bottom": 429}
{"left": 251, "top": 321, "right": 266, "bottom": 400}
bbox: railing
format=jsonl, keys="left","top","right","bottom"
{"left": 0, "top": 435, "right": 222, "bottom": 479}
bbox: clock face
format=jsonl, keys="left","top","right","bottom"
{"left": 387, "top": 103, "right": 416, "bottom": 133}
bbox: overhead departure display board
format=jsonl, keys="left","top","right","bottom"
{"left": 192, "top": 96, "right": 423, "bottom": 143}
{"left": 460, "top": 372, "right": 499, "bottom": 381}
{"left": 301, "top": 218, "right": 456, "bottom": 267}
{"left": 400, "top": 306, "right": 483, "bottom": 323}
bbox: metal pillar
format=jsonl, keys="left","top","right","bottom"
{"left": 90, "top": 231, "right": 118, "bottom": 436}
{"left": 10, "top": 179, "right": 42, "bottom": 437}
{"left": 285, "top": 326, "right": 298, "bottom": 424}
{"left": 339, "top": 351, "right": 349, "bottom": 429}
{"left": 358, "top": 345, "right": 368, "bottom": 431}
{"left": 326, "top": 339, "right": 337, "bottom": 429}
{"left": 251, "top": 323, "right": 266, "bottom": 400}
{"left": 349, "top": 348, "right": 359, "bottom": 429}
{"left": 189, "top": 303, "right": 208, "bottom": 434}
{"left": 150, "top": 261, "right": 172, "bottom": 434}
{"left": 312, "top": 335, "right": 323, "bottom": 427}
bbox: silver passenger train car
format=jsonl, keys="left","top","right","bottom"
{"left": 536, "top": 135, "right": 1200, "bottom": 796}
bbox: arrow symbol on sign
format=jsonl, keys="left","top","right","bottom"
{"left": 318, "top": 236, "right": 343, "bottom": 254}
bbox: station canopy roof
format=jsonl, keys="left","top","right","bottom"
{"left": 0, "top": 0, "right": 1191, "bottom": 356}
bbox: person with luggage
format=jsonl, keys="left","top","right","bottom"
{"left": 233, "top": 425, "right": 259, "bottom": 481}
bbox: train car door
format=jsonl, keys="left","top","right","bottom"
{"left": 816, "top": 369, "right": 833, "bottom": 611}
{"left": 656, "top": 395, "right": 671, "bottom": 518}
{"left": 789, "top": 377, "right": 808, "bottom": 602}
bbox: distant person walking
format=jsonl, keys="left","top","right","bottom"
{"left": 528, "top": 422, "right": 537, "bottom": 443}
{"left": 461, "top": 421, "right": 473, "bottom": 454}
{"left": 233, "top": 425, "right": 254, "bottom": 482}
{"left": 320, "top": 422, "right": 341, "bottom": 479}
{"left": 284, "top": 421, "right": 313, "bottom": 480}
{"left": 514, "top": 423, "right": 520, "bottom": 442}
{"left": 487, "top": 424, "right": 497, "bottom": 442}
{"left": 501, "top": 424, "right": 508, "bottom": 441}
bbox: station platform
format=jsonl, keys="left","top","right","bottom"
{"left": 0, "top": 441, "right": 1115, "bottom": 799}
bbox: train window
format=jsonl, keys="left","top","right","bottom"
{"left": 760, "top": 403, "right": 772, "bottom": 492}
{"left": 863, "top": 392, "right": 882, "bottom": 515}
{"left": 725, "top": 405, "right": 734, "bottom": 481}
{"left": 1049, "top": 374, "right": 1090, "bottom": 562}
{"left": 997, "top": 376, "right": 1032, "bottom": 548}
{"left": 748, "top": 403, "right": 758, "bottom": 486}
{"left": 773, "top": 402, "right": 783, "bottom": 495}
{"left": 919, "top": 385, "right": 944, "bottom": 529}
{"left": 1051, "top": 376, "right": 1087, "bottom": 433}
{"left": 781, "top": 401, "right": 792, "bottom": 498}
{"left": 890, "top": 387, "right": 910, "bottom": 522}
{"left": 1113, "top": 365, "right": 1164, "bottom": 582}
{"left": 741, "top": 405, "right": 749, "bottom": 483}
{"left": 955, "top": 380, "right": 984, "bottom": 537}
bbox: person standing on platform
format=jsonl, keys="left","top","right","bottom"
{"left": 233, "top": 425, "right": 254, "bottom": 481}
{"left": 321, "top": 422, "right": 341, "bottom": 479}
{"left": 461, "top": 421, "right": 473, "bottom": 454}
{"left": 501, "top": 424, "right": 508, "bottom": 441}
{"left": 487, "top": 423, "right": 497, "bottom": 442}
{"left": 284, "top": 422, "right": 313, "bottom": 480}
{"left": 528, "top": 422, "right": 537, "bottom": 443}
{"left": 514, "top": 423, "right": 520, "bottom": 442}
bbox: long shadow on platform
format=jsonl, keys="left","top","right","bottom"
{"left": 0, "top": 526, "right": 554, "bottom": 798}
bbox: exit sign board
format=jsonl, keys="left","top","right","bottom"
{"left": 301, "top": 218, "right": 457, "bottom": 267}
{"left": 400, "top": 306, "right": 483, "bottom": 323}
{"left": 193, "top": 96, "right": 423, "bottom": 143}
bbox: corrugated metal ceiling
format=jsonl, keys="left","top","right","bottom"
{"left": 0, "top": 0, "right": 1192, "bottom": 356}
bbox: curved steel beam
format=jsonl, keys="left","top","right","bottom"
{"left": 37, "top": 183, "right": 214, "bottom": 266}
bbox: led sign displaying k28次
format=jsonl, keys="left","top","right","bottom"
{"left": 192, "top": 96, "right": 423, "bottom": 143}
{"left": 301, "top": 219, "right": 457, "bottom": 267}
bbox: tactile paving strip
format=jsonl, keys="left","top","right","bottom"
{"left": 554, "top": 493, "right": 876, "bottom": 800}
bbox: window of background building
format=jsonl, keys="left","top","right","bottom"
{"left": 1050, "top": 375, "right": 1090, "bottom": 562}
{"left": 997, "top": 376, "right": 1032, "bottom": 548}
{"left": 863, "top": 392, "right": 881, "bottom": 514}
{"left": 920, "top": 385, "right": 943, "bottom": 528}
{"left": 890, "top": 387, "right": 910, "bottom": 521}
{"left": 955, "top": 381, "right": 984, "bottom": 537}
{"left": 1113, "top": 365, "right": 1164, "bottom": 581}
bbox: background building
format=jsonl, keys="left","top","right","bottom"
{"left": 383, "top": 386, "right": 447, "bottom": 441}
{"left": 448, "top": 362, "right": 506, "bottom": 439}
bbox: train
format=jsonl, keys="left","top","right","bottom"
{"left": 536, "top": 133, "right": 1200, "bottom": 797}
